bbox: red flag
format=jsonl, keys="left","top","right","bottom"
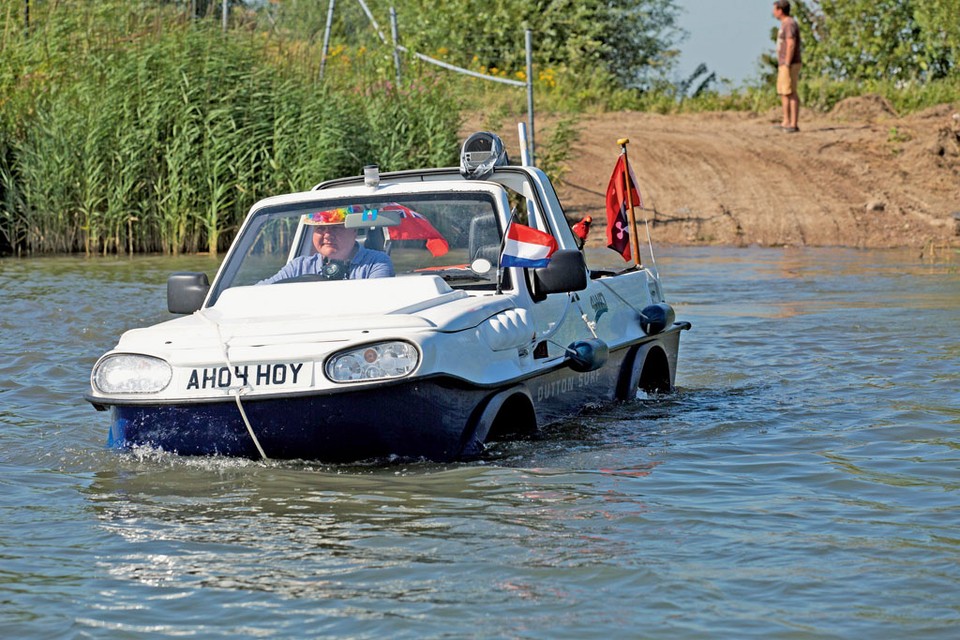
{"left": 571, "top": 215, "right": 592, "bottom": 249}
{"left": 605, "top": 155, "right": 643, "bottom": 261}
{"left": 381, "top": 203, "right": 449, "bottom": 257}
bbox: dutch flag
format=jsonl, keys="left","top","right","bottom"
{"left": 500, "top": 223, "right": 558, "bottom": 268}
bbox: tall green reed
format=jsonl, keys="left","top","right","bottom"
{"left": 0, "top": 2, "right": 463, "bottom": 256}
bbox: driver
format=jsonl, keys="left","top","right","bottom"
{"left": 261, "top": 208, "right": 394, "bottom": 283}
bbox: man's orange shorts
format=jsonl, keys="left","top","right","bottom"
{"left": 777, "top": 64, "right": 801, "bottom": 96}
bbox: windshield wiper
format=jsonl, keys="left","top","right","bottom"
{"left": 422, "top": 268, "right": 490, "bottom": 282}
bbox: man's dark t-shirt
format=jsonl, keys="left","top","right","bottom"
{"left": 777, "top": 18, "right": 802, "bottom": 65}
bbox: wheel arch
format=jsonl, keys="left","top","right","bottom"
{"left": 459, "top": 385, "right": 537, "bottom": 456}
{"left": 617, "top": 342, "right": 673, "bottom": 400}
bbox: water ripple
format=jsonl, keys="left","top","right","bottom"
{"left": 1, "top": 249, "right": 959, "bottom": 638}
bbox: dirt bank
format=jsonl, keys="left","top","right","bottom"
{"left": 542, "top": 97, "right": 960, "bottom": 249}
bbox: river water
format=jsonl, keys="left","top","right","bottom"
{"left": 1, "top": 247, "right": 958, "bottom": 639}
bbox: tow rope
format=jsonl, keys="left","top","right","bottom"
{"left": 571, "top": 292, "right": 599, "bottom": 338}
{"left": 197, "top": 310, "right": 269, "bottom": 460}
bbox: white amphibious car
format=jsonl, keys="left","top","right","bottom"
{"left": 87, "top": 133, "right": 690, "bottom": 462}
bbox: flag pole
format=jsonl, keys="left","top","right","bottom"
{"left": 617, "top": 138, "right": 642, "bottom": 268}
{"left": 495, "top": 210, "right": 517, "bottom": 295}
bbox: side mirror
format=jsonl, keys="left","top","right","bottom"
{"left": 167, "top": 272, "right": 210, "bottom": 314}
{"left": 529, "top": 250, "right": 587, "bottom": 301}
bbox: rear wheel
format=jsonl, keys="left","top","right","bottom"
{"left": 618, "top": 344, "right": 672, "bottom": 400}
{"left": 637, "top": 346, "right": 671, "bottom": 394}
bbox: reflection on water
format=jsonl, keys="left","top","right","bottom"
{"left": 1, "top": 247, "right": 959, "bottom": 638}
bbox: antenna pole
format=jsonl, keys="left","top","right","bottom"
{"left": 319, "top": 0, "right": 336, "bottom": 81}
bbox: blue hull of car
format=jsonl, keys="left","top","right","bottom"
{"left": 101, "top": 339, "right": 666, "bottom": 462}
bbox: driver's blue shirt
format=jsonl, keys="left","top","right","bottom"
{"left": 261, "top": 243, "right": 394, "bottom": 284}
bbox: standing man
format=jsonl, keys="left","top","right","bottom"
{"left": 773, "top": 0, "right": 802, "bottom": 133}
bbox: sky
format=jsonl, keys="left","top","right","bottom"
{"left": 672, "top": 0, "right": 777, "bottom": 87}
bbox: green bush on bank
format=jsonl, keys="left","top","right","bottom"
{"left": 0, "top": 6, "right": 461, "bottom": 256}
{"left": 480, "top": 58, "right": 959, "bottom": 118}
{"left": 796, "top": 77, "right": 960, "bottom": 115}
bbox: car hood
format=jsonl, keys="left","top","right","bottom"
{"left": 110, "top": 276, "right": 518, "bottom": 363}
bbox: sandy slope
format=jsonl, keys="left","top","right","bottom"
{"left": 544, "top": 96, "right": 960, "bottom": 249}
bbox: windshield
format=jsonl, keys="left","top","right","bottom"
{"left": 210, "top": 191, "right": 509, "bottom": 303}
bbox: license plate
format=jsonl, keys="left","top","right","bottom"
{"left": 184, "top": 362, "right": 311, "bottom": 391}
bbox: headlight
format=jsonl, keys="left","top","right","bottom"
{"left": 325, "top": 341, "right": 419, "bottom": 383}
{"left": 92, "top": 354, "right": 172, "bottom": 394}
